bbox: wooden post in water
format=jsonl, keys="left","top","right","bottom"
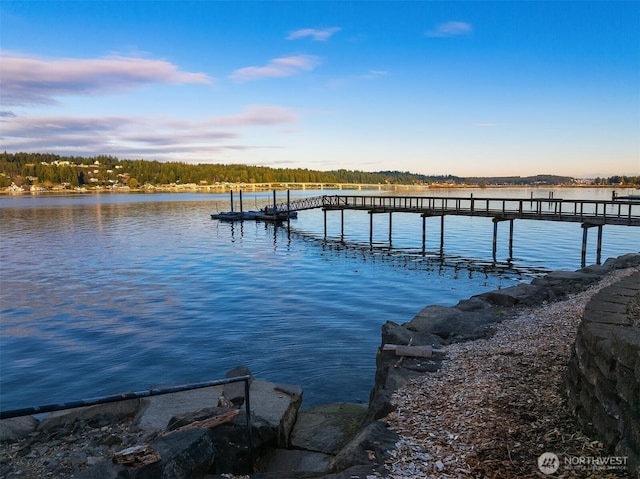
{"left": 323, "top": 209, "right": 327, "bottom": 239}
{"left": 440, "top": 215, "right": 445, "bottom": 253}
{"left": 493, "top": 218, "right": 498, "bottom": 260}
{"left": 422, "top": 215, "right": 426, "bottom": 253}
{"left": 286, "top": 189, "right": 291, "bottom": 228}
{"left": 389, "top": 212, "right": 393, "bottom": 246}
{"left": 509, "top": 219, "right": 514, "bottom": 259}
{"left": 230, "top": 190, "right": 234, "bottom": 213}
{"left": 239, "top": 190, "right": 243, "bottom": 213}
{"left": 581, "top": 224, "right": 588, "bottom": 267}
{"left": 596, "top": 225, "right": 603, "bottom": 264}
{"left": 493, "top": 217, "right": 512, "bottom": 260}
{"left": 369, "top": 212, "right": 374, "bottom": 245}
{"left": 580, "top": 223, "right": 599, "bottom": 267}
{"left": 341, "top": 209, "right": 344, "bottom": 240}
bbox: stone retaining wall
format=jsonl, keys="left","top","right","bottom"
{"left": 565, "top": 271, "right": 640, "bottom": 477}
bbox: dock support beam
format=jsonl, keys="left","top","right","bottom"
{"left": 369, "top": 212, "right": 373, "bottom": 245}
{"left": 341, "top": 209, "right": 344, "bottom": 240}
{"left": 493, "top": 219, "right": 498, "bottom": 260}
{"left": 581, "top": 223, "right": 604, "bottom": 267}
{"left": 420, "top": 215, "right": 444, "bottom": 254}
{"left": 389, "top": 212, "right": 393, "bottom": 246}
{"left": 596, "top": 224, "right": 603, "bottom": 265}
{"left": 492, "top": 218, "right": 513, "bottom": 260}
{"left": 509, "top": 219, "right": 514, "bottom": 259}
{"left": 323, "top": 209, "right": 327, "bottom": 239}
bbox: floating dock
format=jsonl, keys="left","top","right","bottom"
{"left": 211, "top": 190, "right": 297, "bottom": 222}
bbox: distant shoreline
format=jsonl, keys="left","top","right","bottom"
{"left": 1, "top": 183, "right": 637, "bottom": 195}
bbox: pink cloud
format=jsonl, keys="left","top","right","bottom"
{"left": 209, "top": 104, "right": 298, "bottom": 127}
{"left": 1, "top": 105, "right": 298, "bottom": 161}
{"left": 0, "top": 52, "right": 212, "bottom": 106}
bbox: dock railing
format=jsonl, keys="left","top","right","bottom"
{"left": 321, "top": 195, "right": 640, "bottom": 226}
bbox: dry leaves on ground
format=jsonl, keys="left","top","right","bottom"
{"left": 385, "top": 267, "right": 638, "bottom": 479}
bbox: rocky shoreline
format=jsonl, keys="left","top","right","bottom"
{"left": 1, "top": 253, "right": 638, "bottom": 478}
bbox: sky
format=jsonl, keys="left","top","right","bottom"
{"left": 1, "top": 1, "right": 638, "bottom": 178}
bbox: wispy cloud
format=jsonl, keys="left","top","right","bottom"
{"left": 361, "top": 70, "right": 388, "bottom": 80}
{"left": 1, "top": 105, "right": 298, "bottom": 162}
{"left": 229, "top": 55, "right": 320, "bottom": 83}
{"left": 209, "top": 104, "right": 298, "bottom": 126}
{"left": 287, "top": 27, "right": 341, "bottom": 41}
{"left": 477, "top": 123, "right": 497, "bottom": 128}
{"left": 426, "top": 21, "right": 473, "bottom": 38}
{"left": 0, "top": 51, "right": 212, "bottom": 106}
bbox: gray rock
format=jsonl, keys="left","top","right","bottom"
{"left": 0, "top": 416, "right": 39, "bottom": 442}
{"left": 330, "top": 420, "right": 398, "bottom": 472}
{"left": 290, "top": 403, "right": 367, "bottom": 455}
{"left": 223, "top": 366, "right": 253, "bottom": 406}
{"left": 406, "top": 304, "right": 508, "bottom": 341}
{"left": 477, "top": 283, "right": 550, "bottom": 306}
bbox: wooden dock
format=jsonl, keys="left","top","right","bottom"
{"left": 216, "top": 192, "right": 640, "bottom": 266}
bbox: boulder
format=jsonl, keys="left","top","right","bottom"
{"left": 330, "top": 420, "right": 398, "bottom": 472}
{"left": 0, "top": 415, "right": 39, "bottom": 442}
{"left": 290, "top": 403, "right": 367, "bottom": 455}
{"left": 224, "top": 365, "right": 253, "bottom": 406}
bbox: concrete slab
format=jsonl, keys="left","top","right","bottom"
{"left": 248, "top": 381, "right": 303, "bottom": 446}
{"left": 137, "top": 379, "right": 303, "bottom": 447}
{"left": 138, "top": 386, "right": 224, "bottom": 430}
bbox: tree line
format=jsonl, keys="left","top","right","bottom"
{"left": 1, "top": 152, "right": 637, "bottom": 189}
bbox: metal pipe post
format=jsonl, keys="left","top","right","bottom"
{"left": 244, "top": 379, "right": 254, "bottom": 474}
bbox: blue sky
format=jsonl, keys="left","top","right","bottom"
{"left": 1, "top": 1, "right": 638, "bottom": 177}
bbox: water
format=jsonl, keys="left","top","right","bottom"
{"left": 1, "top": 188, "right": 638, "bottom": 411}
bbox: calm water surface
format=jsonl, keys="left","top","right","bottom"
{"left": 1, "top": 188, "right": 638, "bottom": 410}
